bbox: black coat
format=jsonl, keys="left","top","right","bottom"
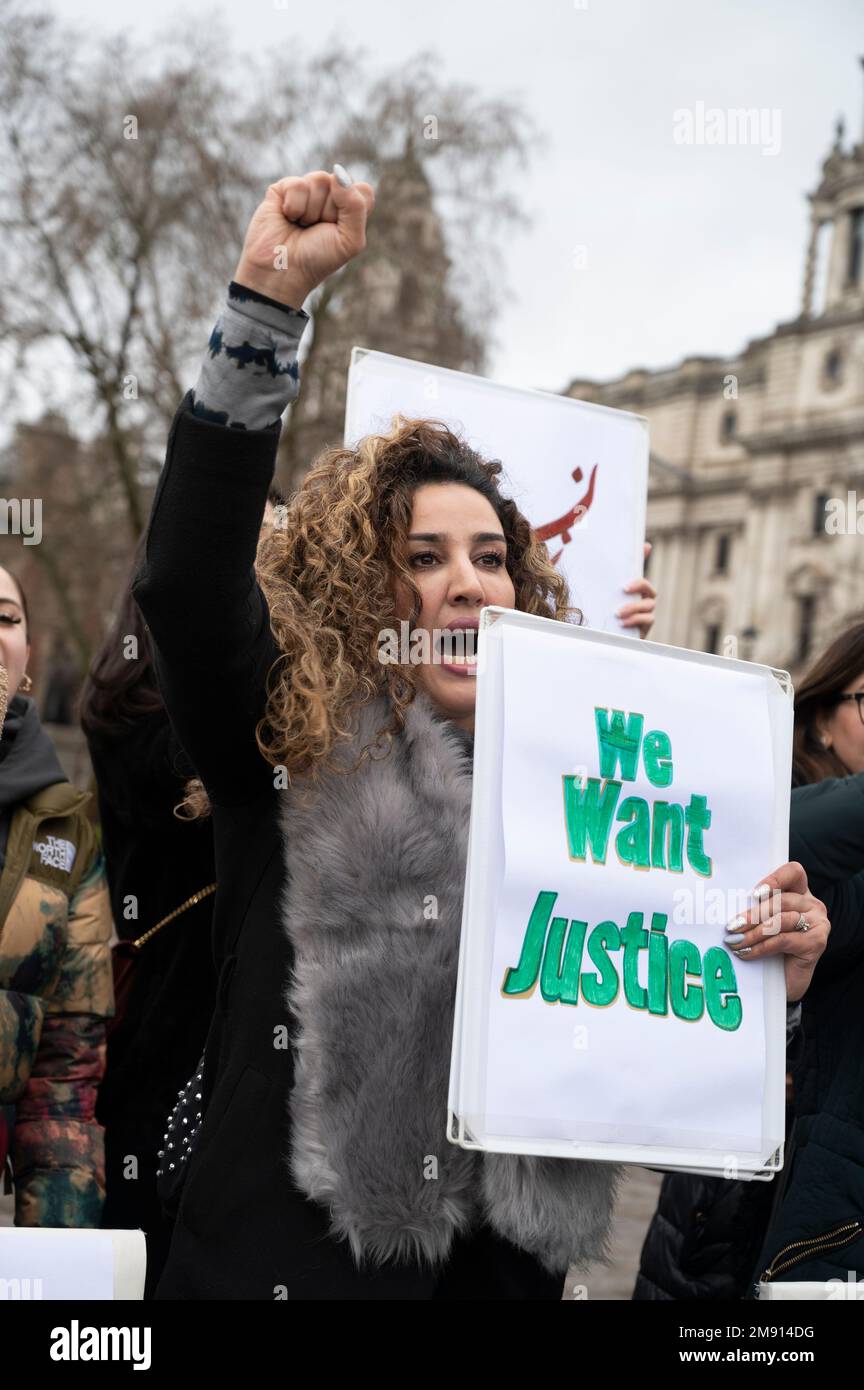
{"left": 89, "top": 710, "right": 217, "bottom": 1297}
{"left": 131, "top": 396, "right": 564, "bottom": 1300}
{"left": 635, "top": 772, "right": 864, "bottom": 1298}
{"left": 750, "top": 774, "right": 864, "bottom": 1289}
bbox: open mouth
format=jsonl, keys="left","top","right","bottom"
{"left": 438, "top": 631, "right": 480, "bottom": 661}
{"left": 435, "top": 628, "right": 479, "bottom": 663}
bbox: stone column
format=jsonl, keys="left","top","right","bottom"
{"left": 800, "top": 212, "right": 821, "bottom": 319}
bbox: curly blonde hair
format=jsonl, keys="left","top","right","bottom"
{"left": 176, "top": 415, "right": 578, "bottom": 819}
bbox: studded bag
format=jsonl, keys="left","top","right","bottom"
{"left": 155, "top": 1053, "right": 205, "bottom": 1213}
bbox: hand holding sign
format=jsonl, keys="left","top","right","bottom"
{"left": 617, "top": 542, "right": 657, "bottom": 638}
{"left": 723, "top": 861, "right": 829, "bottom": 1002}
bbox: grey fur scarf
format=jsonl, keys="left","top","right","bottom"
{"left": 278, "top": 690, "right": 621, "bottom": 1275}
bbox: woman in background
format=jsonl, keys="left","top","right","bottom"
{"left": 636, "top": 617, "right": 864, "bottom": 1298}
{"left": 752, "top": 618, "right": 864, "bottom": 1289}
{"left": 84, "top": 494, "right": 285, "bottom": 1294}
{"left": 0, "top": 565, "right": 113, "bottom": 1226}
{"left": 791, "top": 619, "right": 864, "bottom": 785}
{"left": 82, "top": 539, "right": 217, "bottom": 1295}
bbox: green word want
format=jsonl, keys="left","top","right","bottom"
{"left": 562, "top": 708, "right": 713, "bottom": 875}
{"left": 501, "top": 890, "right": 742, "bottom": 1031}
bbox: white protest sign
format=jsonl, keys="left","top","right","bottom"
{"left": 450, "top": 609, "right": 790, "bottom": 1173}
{"left": 344, "top": 348, "right": 648, "bottom": 633}
{"left": 0, "top": 1228, "right": 146, "bottom": 1299}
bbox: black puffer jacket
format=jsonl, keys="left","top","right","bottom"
{"left": 635, "top": 772, "right": 864, "bottom": 1298}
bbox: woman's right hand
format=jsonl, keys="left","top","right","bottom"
{"left": 233, "top": 169, "right": 375, "bottom": 310}
{"left": 724, "top": 860, "right": 830, "bottom": 1003}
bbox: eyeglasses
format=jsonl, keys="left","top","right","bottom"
{"left": 835, "top": 692, "right": 864, "bottom": 724}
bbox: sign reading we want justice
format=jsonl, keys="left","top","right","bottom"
{"left": 500, "top": 707, "right": 743, "bottom": 1033}
{"left": 469, "top": 616, "right": 789, "bottom": 1157}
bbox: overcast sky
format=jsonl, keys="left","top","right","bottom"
{"left": 55, "top": 0, "right": 864, "bottom": 394}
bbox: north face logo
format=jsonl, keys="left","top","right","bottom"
{"left": 33, "top": 835, "right": 76, "bottom": 873}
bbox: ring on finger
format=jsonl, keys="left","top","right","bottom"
{"left": 794, "top": 914, "right": 811, "bottom": 932}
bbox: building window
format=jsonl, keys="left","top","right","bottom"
{"left": 812, "top": 491, "right": 830, "bottom": 536}
{"left": 811, "top": 220, "right": 831, "bottom": 316}
{"left": 704, "top": 623, "right": 721, "bottom": 656}
{"left": 720, "top": 409, "right": 737, "bottom": 443}
{"left": 822, "top": 348, "right": 844, "bottom": 389}
{"left": 797, "top": 595, "right": 817, "bottom": 663}
{"left": 848, "top": 207, "right": 864, "bottom": 287}
{"left": 741, "top": 625, "right": 758, "bottom": 661}
{"left": 714, "top": 533, "right": 731, "bottom": 575}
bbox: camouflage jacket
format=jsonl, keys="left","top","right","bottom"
{"left": 0, "top": 782, "right": 114, "bottom": 1225}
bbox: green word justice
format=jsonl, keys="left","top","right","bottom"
{"left": 502, "top": 890, "right": 742, "bottom": 1031}
{"left": 563, "top": 709, "right": 713, "bottom": 876}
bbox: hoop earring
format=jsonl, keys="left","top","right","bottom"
{"left": 18, "top": 672, "right": 32, "bottom": 693}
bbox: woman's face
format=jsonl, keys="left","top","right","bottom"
{"left": 819, "top": 669, "right": 864, "bottom": 774}
{"left": 0, "top": 567, "right": 29, "bottom": 700}
{"left": 0, "top": 566, "right": 29, "bottom": 694}
{"left": 393, "top": 483, "right": 516, "bottom": 733}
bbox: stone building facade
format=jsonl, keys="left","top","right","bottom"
{"left": 564, "top": 105, "right": 864, "bottom": 678}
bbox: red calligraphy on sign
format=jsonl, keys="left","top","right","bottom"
{"left": 534, "top": 463, "right": 599, "bottom": 564}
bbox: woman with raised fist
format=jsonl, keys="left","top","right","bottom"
{"left": 132, "top": 170, "right": 827, "bottom": 1300}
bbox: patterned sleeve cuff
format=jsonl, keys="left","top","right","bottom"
{"left": 191, "top": 281, "right": 311, "bottom": 431}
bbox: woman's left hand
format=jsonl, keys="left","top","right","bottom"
{"left": 724, "top": 860, "right": 830, "bottom": 1003}
{"left": 618, "top": 542, "right": 657, "bottom": 639}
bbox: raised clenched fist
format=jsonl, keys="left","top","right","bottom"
{"left": 233, "top": 170, "right": 375, "bottom": 311}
